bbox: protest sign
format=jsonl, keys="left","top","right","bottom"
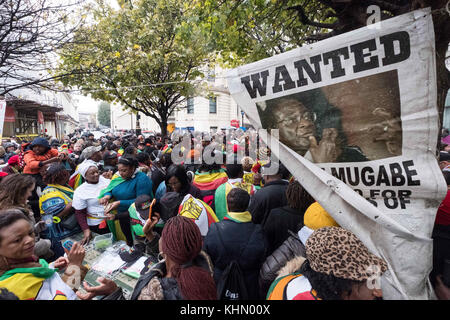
{"left": 227, "top": 8, "right": 446, "bottom": 299}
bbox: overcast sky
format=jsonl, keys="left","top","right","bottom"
{"left": 75, "top": 94, "right": 102, "bottom": 113}
{"left": 71, "top": 0, "right": 120, "bottom": 113}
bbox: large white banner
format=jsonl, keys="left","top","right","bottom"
{"left": 227, "top": 8, "right": 446, "bottom": 299}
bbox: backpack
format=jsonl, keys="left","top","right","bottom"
{"left": 216, "top": 260, "right": 248, "bottom": 300}
{"left": 215, "top": 225, "right": 254, "bottom": 300}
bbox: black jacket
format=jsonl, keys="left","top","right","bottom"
{"left": 258, "top": 230, "right": 306, "bottom": 298}
{"left": 248, "top": 179, "right": 289, "bottom": 227}
{"left": 263, "top": 206, "right": 305, "bottom": 256}
{"left": 204, "top": 219, "right": 267, "bottom": 300}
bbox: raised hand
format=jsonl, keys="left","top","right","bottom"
{"left": 309, "top": 128, "right": 339, "bottom": 163}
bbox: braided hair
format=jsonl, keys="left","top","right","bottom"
{"left": 286, "top": 180, "right": 315, "bottom": 212}
{"left": 161, "top": 216, "right": 217, "bottom": 300}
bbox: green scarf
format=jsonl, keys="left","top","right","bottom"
{"left": 98, "top": 174, "right": 126, "bottom": 199}
{"left": 0, "top": 259, "right": 56, "bottom": 281}
{"left": 98, "top": 174, "right": 128, "bottom": 242}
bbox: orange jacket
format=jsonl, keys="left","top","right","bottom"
{"left": 23, "top": 149, "right": 59, "bottom": 174}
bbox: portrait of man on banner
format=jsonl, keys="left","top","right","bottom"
{"left": 256, "top": 70, "right": 402, "bottom": 163}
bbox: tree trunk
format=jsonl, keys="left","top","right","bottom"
{"left": 160, "top": 120, "right": 168, "bottom": 138}
{"left": 159, "top": 111, "right": 168, "bottom": 138}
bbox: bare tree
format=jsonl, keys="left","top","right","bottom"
{"left": 0, "top": 0, "right": 87, "bottom": 96}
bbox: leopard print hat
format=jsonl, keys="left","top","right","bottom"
{"left": 305, "top": 226, "right": 388, "bottom": 281}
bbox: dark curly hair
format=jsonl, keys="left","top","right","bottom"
{"left": 299, "top": 259, "right": 363, "bottom": 300}
{"left": 41, "top": 163, "right": 70, "bottom": 185}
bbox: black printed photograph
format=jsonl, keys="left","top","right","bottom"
{"left": 257, "top": 70, "right": 402, "bottom": 163}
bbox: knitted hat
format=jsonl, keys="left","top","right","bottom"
{"left": 30, "top": 137, "right": 50, "bottom": 149}
{"left": 305, "top": 226, "right": 388, "bottom": 281}
{"left": 241, "top": 156, "right": 254, "bottom": 168}
{"left": 304, "top": 202, "right": 339, "bottom": 230}
{"left": 258, "top": 147, "right": 270, "bottom": 159}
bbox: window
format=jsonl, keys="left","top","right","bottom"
{"left": 187, "top": 97, "right": 194, "bottom": 114}
{"left": 209, "top": 96, "right": 217, "bottom": 114}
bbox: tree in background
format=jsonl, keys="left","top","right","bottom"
{"left": 97, "top": 101, "right": 111, "bottom": 127}
{"left": 55, "top": 0, "right": 213, "bottom": 137}
{"left": 0, "top": 0, "right": 86, "bottom": 95}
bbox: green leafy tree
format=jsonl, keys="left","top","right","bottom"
{"left": 97, "top": 101, "right": 111, "bottom": 127}
{"left": 194, "top": 0, "right": 333, "bottom": 68}
{"left": 55, "top": 0, "right": 213, "bottom": 137}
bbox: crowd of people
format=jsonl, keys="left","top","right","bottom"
{"left": 0, "top": 127, "right": 448, "bottom": 300}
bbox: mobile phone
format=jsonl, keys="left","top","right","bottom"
{"left": 62, "top": 240, "right": 74, "bottom": 251}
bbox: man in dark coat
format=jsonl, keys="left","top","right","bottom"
{"left": 204, "top": 188, "right": 267, "bottom": 300}
{"left": 248, "top": 162, "right": 289, "bottom": 227}
{"left": 263, "top": 180, "right": 314, "bottom": 256}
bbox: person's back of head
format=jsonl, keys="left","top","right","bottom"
{"left": 241, "top": 156, "right": 254, "bottom": 172}
{"left": 136, "top": 152, "right": 150, "bottom": 165}
{"left": 227, "top": 188, "right": 250, "bottom": 212}
{"left": 161, "top": 153, "right": 173, "bottom": 168}
{"left": 123, "top": 146, "right": 136, "bottom": 155}
{"left": 160, "top": 215, "right": 217, "bottom": 300}
{"left": 226, "top": 161, "right": 243, "bottom": 180}
{"left": 286, "top": 180, "right": 315, "bottom": 212}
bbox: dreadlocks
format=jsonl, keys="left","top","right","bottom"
{"left": 161, "top": 216, "right": 217, "bottom": 300}
{"left": 286, "top": 180, "right": 315, "bottom": 212}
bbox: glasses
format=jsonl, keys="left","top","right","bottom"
{"left": 276, "top": 111, "right": 316, "bottom": 126}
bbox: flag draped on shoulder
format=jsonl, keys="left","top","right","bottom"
{"left": 98, "top": 173, "right": 128, "bottom": 241}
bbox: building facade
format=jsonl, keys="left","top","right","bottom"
{"left": 1, "top": 88, "right": 79, "bottom": 141}
{"left": 78, "top": 112, "right": 98, "bottom": 130}
{"left": 109, "top": 66, "right": 249, "bottom": 134}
